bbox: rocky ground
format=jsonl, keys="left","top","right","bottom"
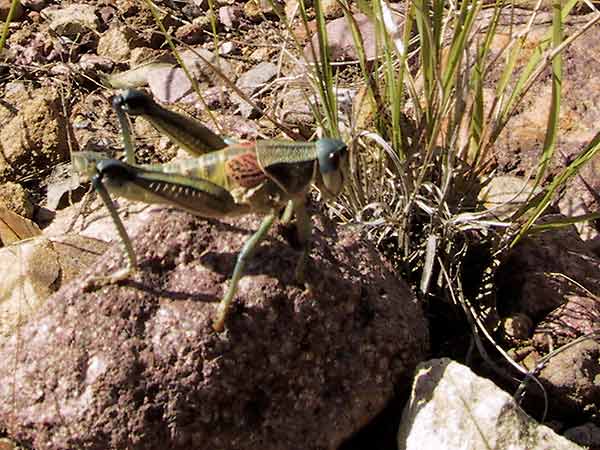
{"left": 0, "top": 1, "right": 600, "bottom": 449}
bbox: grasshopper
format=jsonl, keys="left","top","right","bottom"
{"left": 72, "top": 89, "right": 348, "bottom": 332}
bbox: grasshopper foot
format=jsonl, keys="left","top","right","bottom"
{"left": 212, "top": 300, "right": 229, "bottom": 333}
{"left": 83, "top": 267, "right": 134, "bottom": 292}
{"left": 212, "top": 284, "right": 236, "bottom": 332}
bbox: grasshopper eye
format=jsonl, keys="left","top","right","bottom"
{"left": 328, "top": 149, "right": 341, "bottom": 170}
{"left": 317, "top": 138, "right": 347, "bottom": 174}
{"left": 316, "top": 138, "right": 347, "bottom": 197}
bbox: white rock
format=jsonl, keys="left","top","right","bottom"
{"left": 398, "top": 358, "right": 583, "bottom": 450}
{"left": 44, "top": 4, "right": 99, "bottom": 37}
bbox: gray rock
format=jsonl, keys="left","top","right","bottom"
{"left": 180, "top": 86, "right": 230, "bottom": 110}
{"left": 478, "top": 175, "right": 542, "bottom": 220}
{"left": 398, "top": 358, "right": 583, "bottom": 450}
{"left": 147, "top": 66, "right": 193, "bottom": 103}
{"left": 280, "top": 87, "right": 313, "bottom": 126}
{"left": 218, "top": 115, "right": 260, "bottom": 140}
{"left": 279, "top": 86, "right": 356, "bottom": 128}
{"left": 143, "top": 48, "right": 237, "bottom": 104}
{"left": 303, "top": 11, "right": 404, "bottom": 63}
{"left": 0, "top": 208, "right": 429, "bottom": 450}
{"left": 218, "top": 41, "right": 237, "bottom": 56}
{"left": 44, "top": 197, "right": 163, "bottom": 247}
{"left": 180, "top": 47, "right": 237, "bottom": 85}
{"left": 233, "top": 62, "right": 278, "bottom": 118}
{"left": 219, "top": 5, "right": 242, "bottom": 29}
{"left": 558, "top": 155, "right": 600, "bottom": 242}
{"left": 304, "top": 14, "right": 376, "bottom": 62}
{"left": 0, "top": 234, "right": 108, "bottom": 343}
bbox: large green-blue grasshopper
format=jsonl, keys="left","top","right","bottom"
{"left": 72, "top": 89, "right": 348, "bottom": 332}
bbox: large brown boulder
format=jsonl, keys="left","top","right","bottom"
{"left": 0, "top": 208, "right": 429, "bottom": 450}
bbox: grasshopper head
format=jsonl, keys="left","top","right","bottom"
{"left": 315, "top": 138, "right": 348, "bottom": 198}
{"left": 112, "top": 89, "right": 154, "bottom": 116}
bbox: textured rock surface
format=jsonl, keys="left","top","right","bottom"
{"left": 0, "top": 208, "right": 429, "bottom": 450}
{"left": 233, "top": 61, "right": 278, "bottom": 118}
{"left": 44, "top": 3, "right": 99, "bottom": 37}
{"left": 534, "top": 294, "right": 600, "bottom": 350}
{"left": 497, "top": 224, "right": 600, "bottom": 319}
{"left": 0, "top": 181, "right": 33, "bottom": 219}
{"left": 304, "top": 14, "right": 377, "bottom": 62}
{"left": 497, "top": 225, "right": 600, "bottom": 427}
{"left": 563, "top": 422, "right": 600, "bottom": 448}
{"left": 490, "top": 15, "right": 600, "bottom": 182}
{"left": 558, "top": 155, "right": 600, "bottom": 243}
{"left": 477, "top": 9, "right": 600, "bottom": 253}
{"left": 538, "top": 340, "right": 600, "bottom": 422}
{"left": 397, "top": 359, "right": 582, "bottom": 450}
{"left": 0, "top": 87, "right": 69, "bottom": 182}
{"left": 0, "top": 234, "right": 108, "bottom": 342}
{"left": 97, "top": 27, "right": 132, "bottom": 62}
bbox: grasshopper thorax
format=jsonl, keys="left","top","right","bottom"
{"left": 112, "top": 89, "right": 154, "bottom": 116}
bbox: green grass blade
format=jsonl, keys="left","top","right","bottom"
{"left": 0, "top": 0, "right": 20, "bottom": 55}
{"left": 533, "top": 0, "right": 563, "bottom": 187}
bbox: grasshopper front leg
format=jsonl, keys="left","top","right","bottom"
{"left": 213, "top": 200, "right": 313, "bottom": 331}
{"left": 213, "top": 212, "right": 276, "bottom": 332}
{"left": 291, "top": 198, "right": 311, "bottom": 284}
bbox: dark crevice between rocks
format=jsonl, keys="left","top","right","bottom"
{"left": 338, "top": 387, "right": 410, "bottom": 450}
